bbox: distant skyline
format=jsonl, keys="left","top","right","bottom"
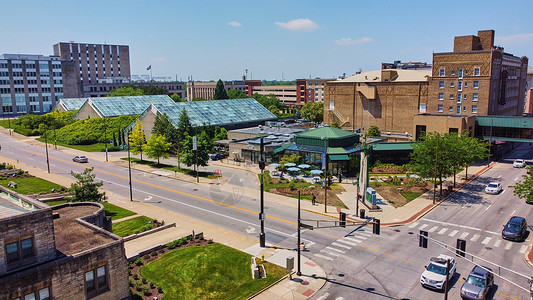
{"left": 2, "top": 0, "right": 533, "bottom": 81}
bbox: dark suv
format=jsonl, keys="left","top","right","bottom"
{"left": 502, "top": 216, "right": 527, "bottom": 241}
{"left": 460, "top": 265, "right": 494, "bottom": 299}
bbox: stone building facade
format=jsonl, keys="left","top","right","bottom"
{"left": 0, "top": 186, "right": 129, "bottom": 300}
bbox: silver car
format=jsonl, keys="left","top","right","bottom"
{"left": 460, "top": 265, "right": 493, "bottom": 299}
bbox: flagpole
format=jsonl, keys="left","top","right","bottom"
{"left": 150, "top": 69, "right": 153, "bottom": 81}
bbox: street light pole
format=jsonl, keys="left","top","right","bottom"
{"left": 44, "top": 131, "right": 50, "bottom": 173}
{"left": 297, "top": 189, "right": 301, "bottom": 276}
{"left": 127, "top": 130, "right": 133, "bottom": 202}
{"left": 321, "top": 136, "right": 328, "bottom": 213}
{"left": 259, "top": 137, "right": 266, "bottom": 247}
{"left": 104, "top": 117, "right": 108, "bottom": 162}
{"left": 433, "top": 134, "right": 439, "bottom": 204}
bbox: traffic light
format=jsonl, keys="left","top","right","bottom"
{"left": 328, "top": 176, "right": 332, "bottom": 186}
{"left": 419, "top": 230, "right": 428, "bottom": 248}
{"left": 259, "top": 161, "right": 265, "bottom": 170}
{"left": 373, "top": 219, "right": 380, "bottom": 235}
{"left": 339, "top": 212, "right": 346, "bottom": 228}
{"left": 456, "top": 239, "right": 466, "bottom": 257}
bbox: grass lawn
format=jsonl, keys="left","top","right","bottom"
{"left": 35, "top": 137, "right": 111, "bottom": 152}
{"left": 121, "top": 157, "right": 212, "bottom": 178}
{"left": 400, "top": 192, "right": 424, "bottom": 202}
{"left": 290, "top": 195, "right": 313, "bottom": 201}
{"left": 0, "top": 177, "right": 64, "bottom": 195}
{"left": 44, "top": 201, "right": 136, "bottom": 220}
{"left": 140, "top": 243, "right": 289, "bottom": 300}
{"left": 112, "top": 216, "right": 153, "bottom": 237}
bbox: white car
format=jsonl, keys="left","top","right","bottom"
{"left": 513, "top": 159, "right": 526, "bottom": 168}
{"left": 484, "top": 182, "right": 502, "bottom": 194}
{"left": 420, "top": 254, "right": 456, "bottom": 291}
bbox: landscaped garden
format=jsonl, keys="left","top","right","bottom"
{"left": 121, "top": 157, "right": 214, "bottom": 179}
{"left": 0, "top": 169, "right": 65, "bottom": 195}
{"left": 112, "top": 216, "right": 164, "bottom": 237}
{"left": 129, "top": 239, "right": 289, "bottom": 300}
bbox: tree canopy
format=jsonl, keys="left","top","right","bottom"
{"left": 366, "top": 126, "right": 381, "bottom": 137}
{"left": 152, "top": 113, "right": 179, "bottom": 153}
{"left": 143, "top": 134, "right": 172, "bottom": 164}
{"left": 107, "top": 85, "right": 169, "bottom": 97}
{"left": 67, "top": 168, "right": 107, "bottom": 202}
{"left": 512, "top": 172, "right": 533, "bottom": 204}
{"left": 181, "top": 131, "right": 211, "bottom": 167}
{"left": 300, "top": 102, "right": 323, "bottom": 123}
{"left": 129, "top": 120, "right": 146, "bottom": 160}
{"left": 213, "top": 79, "right": 228, "bottom": 100}
{"left": 170, "top": 93, "right": 184, "bottom": 102}
{"left": 227, "top": 89, "right": 248, "bottom": 99}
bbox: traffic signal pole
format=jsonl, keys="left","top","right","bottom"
{"left": 259, "top": 137, "right": 266, "bottom": 247}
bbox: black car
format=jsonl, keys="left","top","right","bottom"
{"left": 502, "top": 216, "right": 527, "bottom": 241}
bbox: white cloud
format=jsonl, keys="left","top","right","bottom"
{"left": 496, "top": 33, "right": 533, "bottom": 45}
{"left": 275, "top": 19, "right": 318, "bottom": 31}
{"left": 227, "top": 21, "right": 242, "bottom": 27}
{"left": 334, "top": 37, "right": 373, "bottom": 45}
{"left": 153, "top": 57, "right": 166, "bottom": 62}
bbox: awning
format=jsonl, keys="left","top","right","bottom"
{"left": 274, "top": 147, "right": 285, "bottom": 154}
{"left": 329, "top": 154, "right": 350, "bottom": 161}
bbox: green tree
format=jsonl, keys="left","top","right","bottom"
{"left": 512, "top": 173, "right": 533, "bottom": 204}
{"left": 108, "top": 85, "right": 144, "bottom": 97}
{"left": 213, "top": 79, "right": 228, "bottom": 100}
{"left": 366, "top": 125, "right": 381, "bottom": 137}
{"left": 252, "top": 93, "right": 285, "bottom": 110}
{"left": 458, "top": 132, "right": 490, "bottom": 180}
{"left": 331, "top": 121, "right": 341, "bottom": 128}
{"left": 227, "top": 89, "right": 248, "bottom": 99}
{"left": 181, "top": 132, "right": 211, "bottom": 168}
{"left": 192, "top": 97, "right": 207, "bottom": 101}
{"left": 67, "top": 168, "right": 107, "bottom": 202}
{"left": 300, "top": 102, "right": 323, "bottom": 123}
{"left": 170, "top": 93, "right": 184, "bottom": 102}
{"left": 139, "top": 85, "right": 168, "bottom": 95}
{"left": 214, "top": 126, "right": 227, "bottom": 141}
{"left": 143, "top": 134, "right": 172, "bottom": 164}
{"left": 130, "top": 120, "right": 146, "bottom": 160}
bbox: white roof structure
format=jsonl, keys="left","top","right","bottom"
{"left": 337, "top": 69, "right": 431, "bottom": 83}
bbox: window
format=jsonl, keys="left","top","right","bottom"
{"left": 458, "top": 81, "right": 463, "bottom": 91}
{"left": 449, "top": 94, "right": 454, "bottom": 100}
{"left": 473, "top": 81, "right": 479, "bottom": 89}
{"left": 474, "top": 67, "right": 480, "bottom": 76}
{"left": 456, "top": 105, "right": 461, "bottom": 114}
{"left": 464, "top": 94, "right": 467, "bottom": 100}
{"left": 451, "top": 70, "right": 456, "bottom": 76}
{"left": 439, "top": 81, "right": 444, "bottom": 89}
{"left": 438, "top": 104, "right": 443, "bottom": 112}
{"left": 439, "top": 68, "right": 445, "bottom": 77}
{"left": 457, "top": 93, "right": 462, "bottom": 103}
{"left": 5, "top": 237, "right": 34, "bottom": 265}
{"left": 458, "top": 68, "right": 463, "bottom": 79}
{"left": 419, "top": 103, "right": 426, "bottom": 113}
{"left": 473, "top": 93, "right": 478, "bottom": 101}
{"left": 21, "top": 238, "right": 33, "bottom": 258}
{"left": 449, "top": 106, "right": 454, "bottom": 112}
{"left": 464, "top": 82, "right": 468, "bottom": 88}
{"left": 6, "top": 242, "right": 19, "bottom": 263}
{"left": 438, "top": 93, "right": 444, "bottom": 100}
{"left": 86, "top": 266, "right": 108, "bottom": 297}
{"left": 472, "top": 105, "right": 478, "bottom": 113}
{"left": 450, "top": 82, "right": 455, "bottom": 88}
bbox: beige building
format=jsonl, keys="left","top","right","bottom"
{"left": 251, "top": 85, "right": 298, "bottom": 105}
{"left": 186, "top": 80, "right": 248, "bottom": 100}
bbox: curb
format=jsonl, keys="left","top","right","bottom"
{"left": 247, "top": 272, "right": 292, "bottom": 299}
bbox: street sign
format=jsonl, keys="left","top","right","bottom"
{"left": 259, "top": 213, "right": 265, "bottom": 221}
{"left": 192, "top": 136, "right": 197, "bottom": 150}
{"left": 299, "top": 223, "right": 314, "bottom": 230}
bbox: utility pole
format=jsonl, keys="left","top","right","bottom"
{"left": 193, "top": 135, "right": 198, "bottom": 183}
{"left": 259, "top": 137, "right": 266, "bottom": 247}
{"left": 297, "top": 189, "right": 301, "bottom": 276}
{"left": 127, "top": 130, "right": 133, "bottom": 201}
{"left": 104, "top": 117, "right": 108, "bottom": 162}
{"left": 44, "top": 131, "right": 50, "bottom": 173}
{"left": 321, "top": 136, "right": 328, "bottom": 213}
{"left": 444, "top": 258, "right": 450, "bottom": 300}
{"left": 433, "top": 134, "right": 439, "bottom": 204}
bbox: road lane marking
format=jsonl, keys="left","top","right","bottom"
{"left": 485, "top": 204, "right": 491, "bottom": 211}
{"left": 498, "top": 175, "right": 502, "bottom": 179}
{"left": 438, "top": 228, "right": 448, "bottom": 235}
{"left": 344, "top": 237, "right": 363, "bottom": 243}
{"left": 428, "top": 226, "right": 438, "bottom": 233}
{"left": 408, "top": 222, "right": 419, "bottom": 228}
{"left": 357, "top": 231, "right": 372, "bottom": 237}
{"left": 481, "top": 237, "right": 491, "bottom": 245}
{"left": 448, "top": 230, "right": 458, "bottom": 237}
{"left": 493, "top": 239, "right": 502, "bottom": 248}
{"left": 519, "top": 245, "right": 528, "bottom": 254}
{"left": 459, "top": 232, "right": 469, "bottom": 239}
{"left": 505, "top": 242, "right": 512, "bottom": 250}
{"left": 471, "top": 234, "right": 480, "bottom": 242}
{"left": 501, "top": 190, "right": 506, "bottom": 195}
{"left": 332, "top": 242, "right": 351, "bottom": 249}
{"left": 367, "top": 247, "right": 378, "bottom": 252}
{"left": 314, "top": 254, "right": 334, "bottom": 261}
{"left": 511, "top": 210, "right": 516, "bottom": 216}
{"left": 337, "top": 239, "right": 358, "bottom": 246}
{"left": 419, "top": 224, "right": 428, "bottom": 230}
{"left": 403, "top": 260, "right": 413, "bottom": 264}
{"left": 421, "top": 219, "right": 499, "bottom": 235}
{"left": 515, "top": 177, "right": 519, "bottom": 181}
{"left": 325, "top": 246, "right": 345, "bottom": 254}
{"left": 320, "top": 249, "right": 340, "bottom": 257}
{"left": 383, "top": 253, "right": 394, "bottom": 258}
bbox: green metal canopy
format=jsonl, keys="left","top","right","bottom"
{"left": 329, "top": 154, "right": 350, "bottom": 161}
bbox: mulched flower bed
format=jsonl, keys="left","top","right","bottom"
{"left": 128, "top": 235, "right": 211, "bottom": 300}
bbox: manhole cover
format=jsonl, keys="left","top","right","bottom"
{"left": 301, "top": 280, "right": 309, "bottom": 285}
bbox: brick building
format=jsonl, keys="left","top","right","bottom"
{"left": 325, "top": 30, "right": 529, "bottom": 139}
{"left": 0, "top": 186, "right": 129, "bottom": 300}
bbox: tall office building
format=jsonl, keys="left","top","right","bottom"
{"left": 53, "top": 42, "right": 130, "bottom": 97}
{"left": 0, "top": 54, "right": 64, "bottom": 116}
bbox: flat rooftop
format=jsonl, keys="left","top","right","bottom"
{"left": 53, "top": 205, "right": 115, "bottom": 255}
{"left": 0, "top": 189, "right": 41, "bottom": 218}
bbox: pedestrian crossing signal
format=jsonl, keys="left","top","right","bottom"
{"left": 456, "top": 239, "right": 466, "bottom": 257}
{"left": 373, "top": 219, "right": 380, "bottom": 235}
{"left": 419, "top": 230, "right": 428, "bottom": 248}
{"left": 339, "top": 212, "right": 346, "bottom": 228}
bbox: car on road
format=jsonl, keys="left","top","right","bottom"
{"left": 502, "top": 216, "right": 527, "bottom": 241}
{"left": 484, "top": 182, "right": 502, "bottom": 194}
{"left": 73, "top": 156, "right": 88, "bottom": 163}
{"left": 210, "top": 153, "right": 226, "bottom": 161}
{"left": 420, "top": 254, "right": 456, "bottom": 291}
{"left": 513, "top": 159, "right": 526, "bottom": 168}
{"left": 460, "top": 265, "right": 494, "bottom": 299}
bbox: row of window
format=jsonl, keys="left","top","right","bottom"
{"left": 438, "top": 92, "right": 479, "bottom": 102}
{"left": 439, "top": 67, "right": 481, "bottom": 77}
{"left": 12, "top": 286, "right": 50, "bottom": 300}
{"left": 436, "top": 104, "right": 478, "bottom": 114}
{"left": 439, "top": 80, "right": 479, "bottom": 90}
{"left": 0, "top": 87, "right": 61, "bottom": 94}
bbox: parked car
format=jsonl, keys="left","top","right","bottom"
{"left": 484, "top": 182, "right": 502, "bottom": 194}
{"left": 502, "top": 216, "right": 527, "bottom": 241}
{"left": 513, "top": 159, "right": 526, "bottom": 168}
{"left": 210, "top": 153, "right": 226, "bottom": 161}
{"left": 73, "top": 156, "right": 88, "bottom": 163}
{"left": 420, "top": 254, "right": 456, "bottom": 291}
{"left": 460, "top": 265, "right": 494, "bottom": 299}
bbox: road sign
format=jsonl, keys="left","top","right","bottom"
{"left": 299, "top": 223, "right": 314, "bottom": 230}
{"left": 192, "top": 136, "right": 197, "bottom": 150}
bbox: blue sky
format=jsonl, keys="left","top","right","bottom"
{"left": 2, "top": 0, "right": 533, "bottom": 81}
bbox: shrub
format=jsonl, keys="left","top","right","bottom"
{"left": 134, "top": 258, "right": 143, "bottom": 266}
{"left": 159, "top": 249, "right": 165, "bottom": 254}
{"left": 133, "top": 273, "right": 139, "bottom": 280}
{"left": 134, "top": 281, "right": 142, "bottom": 291}
{"left": 207, "top": 239, "right": 213, "bottom": 244}
{"left": 142, "top": 286, "right": 151, "bottom": 296}
{"left": 142, "top": 278, "right": 147, "bottom": 284}
{"left": 157, "top": 287, "right": 164, "bottom": 293}
{"left": 150, "top": 282, "right": 156, "bottom": 289}
{"left": 288, "top": 181, "right": 296, "bottom": 191}
{"left": 151, "top": 251, "right": 158, "bottom": 257}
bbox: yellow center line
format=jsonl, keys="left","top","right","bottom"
{"left": 403, "top": 260, "right": 413, "bottom": 264}
{"left": 368, "top": 247, "right": 378, "bottom": 252}
{"left": 358, "top": 245, "right": 366, "bottom": 248}
{"left": 383, "top": 253, "right": 394, "bottom": 258}
{"left": 21, "top": 149, "right": 297, "bottom": 225}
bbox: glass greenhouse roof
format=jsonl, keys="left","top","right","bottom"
{"left": 150, "top": 98, "right": 276, "bottom": 127}
{"left": 89, "top": 95, "right": 174, "bottom": 117}
{"left": 58, "top": 98, "right": 88, "bottom": 111}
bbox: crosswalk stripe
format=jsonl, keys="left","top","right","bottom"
{"left": 471, "top": 234, "right": 480, "bottom": 242}
{"left": 344, "top": 237, "right": 362, "bottom": 243}
{"left": 419, "top": 224, "right": 428, "bottom": 230}
{"left": 460, "top": 232, "right": 469, "bottom": 239}
{"left": 357, "top": 231, "right": 372, "bottom": 237}
{"left": 429, "top": 226, "right": 438, "bottom": 233}
{"left": 320, "top": 249, "right": 339, "bottom": 257}
{"left": 505, "top": 242, "right": 512, "bottom": 250}
{"left": 519, "top": 245, "right": 528, "bottom": 254}
{"left": 448, "top": 230, "right": 459, "bottom": 237}
{"left": 332, "top": 242, "right": 351, "bottom": 249}
{"left": 314, "top": 253, "right": 334, "bottom": 261}
{"left": 481, "top": 237, "right": 491, "bottom": 245}
{"left": 408, "top": 222, "right": 419, "bottom": 228}
{"left": 438, "top": 228, "right": 448, "bottom": 235}
{"left": 325, "top": 246, "right": 346, "bottom": 254}
{"left": 338, "top": 239, "right": 358, "bottom": 246}
{"left": 493, "top": 239, "right": 502, "bottom": 248}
